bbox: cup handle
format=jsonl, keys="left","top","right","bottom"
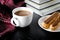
{"left": 11, "top": 18, "right": 19, "bottom": 27}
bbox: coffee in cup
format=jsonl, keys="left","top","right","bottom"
{"left": 15, "top": 10, "right": 31, "bottom": 16}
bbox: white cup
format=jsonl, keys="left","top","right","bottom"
{"left": 11, "top": 7, "right": 33, "bottom": 27}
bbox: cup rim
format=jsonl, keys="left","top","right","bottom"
{"left": 12, "top": 7, "right": 33, "bottom": 17}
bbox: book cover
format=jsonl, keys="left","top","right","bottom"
{"left": 30, "top": 0, "right": 50, "bottom": 4}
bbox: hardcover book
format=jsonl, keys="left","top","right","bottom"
{"left": 25, "top": 0, "right": 60, "bottom": 10}
{"left": 27, "top": 3, "right": 60, "bottom": 16}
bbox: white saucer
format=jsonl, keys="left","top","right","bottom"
{"left": 38, "top": 15, "right": 60, "bottom": 32}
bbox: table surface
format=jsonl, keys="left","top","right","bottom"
{"left": 0, "top": 13, "right": 60, "bottom": 40}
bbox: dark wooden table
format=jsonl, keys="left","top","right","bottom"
{"left": 0, "top": 13, "right": 60, "bottom": 40}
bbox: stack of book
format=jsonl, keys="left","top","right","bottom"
{"left": 25, "top": 0, "right": 60, "bottom": 16}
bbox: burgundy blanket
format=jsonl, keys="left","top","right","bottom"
{"left": 0, "top": 0, "right": 24, "bottom": 37}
